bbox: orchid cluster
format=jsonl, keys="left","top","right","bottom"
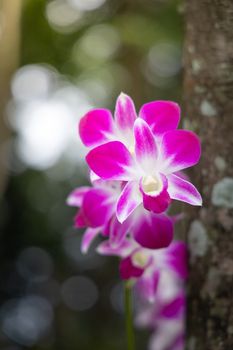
{"left": 67, "top": 93, "right": 201, "bottom": 349}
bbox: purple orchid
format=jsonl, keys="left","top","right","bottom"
{"left": 136, "top": 268, "right": 186, "bottom": 350}
{"left": 98, "top": 238, "right": 187, "bottom": 301}
{"left": 67, "top": 180, "right": 121, "bottom": 253}
{"left": 66, "top": 93, "right": 199, "bottom": 350}
{"left": 67, "top": 179, "right": 174, "bottom": 250}
{"left": 98, "top": 237, "right": 187, "bottom": 349}
{"left": 79, "top": 93, "right": 180, "bottom": 150}
{"left": 134, "top": 246, "right": 187, "bottom": 350}
{"left": 80, "top": 93, "right": 202, "bottom": 223}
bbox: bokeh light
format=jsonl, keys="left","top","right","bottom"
{"left": 67, "top": 0, "right": 106, "bottom": 11}
{"left": 61, "top": 276, "right": 98, "bottom": 311}
{"left": 16, "top": 247, "right": 54, "bottom": 283}
{"left": 63, "top": 232, "right": 105, "bottom": 270}
{"left": 143, "top": 42, "right": 182, "bottom": 87}
{"left": 0, "top": 296, "right": 53, "bottom": 346}
{"left": 75, "top": 24, "right": 121, "bottom": 62}
{"left": 46, "top": 0, "right": 83, "bottom": 33}
{"left": 11, "top": 65, "right": 55, "bottom": 101}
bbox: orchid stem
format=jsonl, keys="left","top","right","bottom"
{"left": 124, "top": 282, "right": 135, "bottom": 350}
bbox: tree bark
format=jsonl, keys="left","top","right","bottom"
{"left": 0, "top": 0, "right": 22, "bottom": 196}
{"left": 183, "top": 1, "right": 233, "bottom": 349}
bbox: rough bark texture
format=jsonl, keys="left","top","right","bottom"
{"left": 183, "top": 1, "right": 233, "bottom": 349}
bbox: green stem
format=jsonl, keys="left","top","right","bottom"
{"left": 124, "top": 282, "right": 135, "bottom": 350}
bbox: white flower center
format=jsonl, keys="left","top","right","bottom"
{"left": 141, "top": 175, "right": 162, "bottom": 195}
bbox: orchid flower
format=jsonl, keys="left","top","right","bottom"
{"left": 136, "top": 269, "right": 186, "bottom": 350}
{"left": 83, "top": 95, "right": 202, "bottom": 223}
{"left": 98, "top": 238, "right": 187, "bottom": 301}
{"left": 67, "top": 180, "right": 174, "bottom": 250}
{"left": 79, "top": 92, "right": 180, "bottom": 151}
{"left": 98, "top": 237, "right": 187, "bottom": 349}
{"left": 67, "top": 92, "right": 193, "bottom": 350}
{"left": 66, "top": 180, "right": 121, "bottom": 253}
{"left": 134, "top": 249, "right": 186, "bottom": 350}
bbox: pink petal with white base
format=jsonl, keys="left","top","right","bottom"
{"left": 89, "top": 170, "right": 100, "bottom": 183}
{"left": 114, "top": 93, "right": 137, "bottom": 131}
{"left": 86, "top": 141, "right": 135, "bottom": 181}
{"left": 140, "top": 174, "right": 171, "bottom": 214}
{"left": 116, "top": 181, "right": 141, "bottom": 223}
{"left": 82, "top": 188, "right": 114, "bottom": 228}
{"left": 166, "top": 242, "right": 188, "bottom": 279}
{"left": 174, "top": 170, "right": 189, "bottom": 181}
{"left": 97, "top": 240, "right": 132, "bottom": 257}
{"left": 160, "top": 130, "right": 201, "bottom": 173}
{"left": 79, "top": 109, "right": 114, "bottom": 147}
{"left": 134, "top": 119, "right": 158, "bottom": 173}
{"left": 109, "top": 215, "right": 132, "bottom": 247}
{"left": 167, "top": 174, "right": 202, "bottom": 206}
{"left": 132, "top": 211, "right": 173, "bottom": 249}
{"left": 137, "top": 271, "right": 160, "bottom": 302}
{"left": 139, "top": 101, "right": 180, "bottom": 136}
{"left": 160, "top": 294, "right": 186, "bottom": 318}
{"left": 81, "top": 228, "right": 100, "bottom": 254}
{"left": 66, "top": 187, "right": 90, "bottom": 207}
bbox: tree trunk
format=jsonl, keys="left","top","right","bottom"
{"left": 0, "top": 0, "right": 22, "bottom": 196}
{"left": 183, "top": 1, "right": 233, "bottom": 349}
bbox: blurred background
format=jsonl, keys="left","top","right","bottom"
{"left": 0, "top": 0, "right": 183, "bottom": 349}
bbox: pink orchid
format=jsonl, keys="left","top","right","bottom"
{"left": 67, "top": 92, "right": 192, "bottom": 350}
{"left": 136, "top": 269, "right": 186, "bottom": 350}
{"left": 134, "top": 248, "right": 187, "bottom": 350}
{"left": 79, "top": 92, "right": 180, "bottom": 151}
{"left": 67, "top": 180, "right": 174, "bottom": 250}
{"left": 98, "top": 239, "right": 187, "bottom": 301}
{"left": 66, "top": 180, "right": 120, "bottom": 253}
{"left": 98, "top": 238, "right": 187, "bottom": 349}
{"left": 82, "top": 94, "right": 201, "bottom": 223}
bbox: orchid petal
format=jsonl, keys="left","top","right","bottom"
{"left": 166, "top": 241, "right": 188, "bottom": 279}
{"left": 81, "top": 228, "right": 100, "bottom": 254}
{"left": 86, "top": 141, "right": 135, "bottom": 181}
{"left": 79, "top": 109, "right": 114, "bottom": 147}
{"left": 66, "top": 187, "right": 90, "bottom": 207}
{"left": 114, "top": 93, "right": 137, "bottom": 131}
{"left": 160, "top": 130, "right": 201, "bottom": 173}
{"left": 82, "top": 188, "right": 113, "bottom": 227}
{"left": 74, "top": 209, "right": 87, "bottom": 228}
{"left": 134, "top": 118, "right": 158, "bottom": 173}
{"left": 174, "top": 170, "right": 189, "bottom": 181}
{"left": 109, "top": 215, "right": 132, "bottom": 247}
{"left": 167, "top": 174, "right": 202, "bottom": 206}
{"left": 132, "top": 210, "right": 173, "bottom": 249}
{"left": 139, "top": 101, "right": 180, "bottom": 136}
{"left": 136, "top": 271, "right": 160, "bottom": 302}
{"left": 89, "top": 170, "right": 101, "bottom": 183}
{"left": 160, "top": 294, "right": 186, "bottom": 318}
{"left": 97, "top": 240, "right": 132, "bottom": 257}
{"left": 116, "top": 181, "right": 142, "bottom": 223}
